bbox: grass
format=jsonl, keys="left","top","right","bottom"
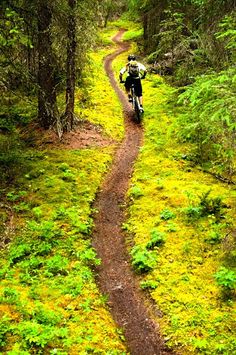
{"left": 124, "top": 73, "right": 236, "bottom": 354}
{"left": 0, "top": 26, "right": 127, "bottom": 354}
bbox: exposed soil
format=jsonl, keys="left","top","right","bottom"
{"left": 92, "top": 31, "right": 173, "bottom": 355}
{"left": 22, "top": 120, "right": 114, "bottom": 149}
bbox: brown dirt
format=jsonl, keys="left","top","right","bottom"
{"left": 92, "top": 31, "right": 173, "bottom": 355}
{"left": 22, "top": 120, "right": 114, "bottom": 149}
{"left": 52, "top": 120, "right": 115, "bottom": 149}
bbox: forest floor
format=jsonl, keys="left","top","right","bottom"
{"left": 35, "top": 29, "right": 172, "bottom": 354}
{"left": 92, "top": 30, "right": 171, "bottom": 355}
{"left": 1, "top": 23, "right": 235, "bottom": 355}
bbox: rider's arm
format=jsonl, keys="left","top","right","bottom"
{"left": 141, "top": 69, "right": 147, "bottom": 79}
{"left": 138, "top": 63, "right": 147, "bottom": 79}
{"left": 119, "top": 66, "right": 127, "bottom": 83}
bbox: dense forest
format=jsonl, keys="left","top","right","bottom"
{"left": 1, "top": 0, "right": 236, "bottom": 177}
{"left": 126, "top": 0, "right": 235, "bottom": 181}
{"left": 0, "top": 0, "right": 125, "bottom": 136}
{"left": 0, "top": 0, "right": 236, "bottom": 353}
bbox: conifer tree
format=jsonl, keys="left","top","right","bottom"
{"left": 60, "top": 0, "right": 77, "bottom": 136}
{"left": 37, "top": 0, "right": 59, "bottom": 129}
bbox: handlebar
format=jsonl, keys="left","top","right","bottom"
{"left": 120, "top": 76, "right": 146, "bottom": 84}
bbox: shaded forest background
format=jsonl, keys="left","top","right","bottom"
{"left": 0, "top": 0, "right": 236, "bottom": 180}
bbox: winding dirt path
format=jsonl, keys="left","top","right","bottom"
{"left": 93, "top": 31, "right": 172, "bottom": 355}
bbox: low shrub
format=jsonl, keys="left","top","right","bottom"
{"left": 0, "top": 134, "right": 26, "bottom": 182}
{"left": 146, "top": 229, "right": 166, "bottom": 249}
{"left": 199, "top": 190, "right": 225, "bottom": 218}
{"left": 0, "top": 316, "right": 10, "bottom": 347}
{"left": 160, "top": 208, "right": 176, "bottom": 220}
{"left": 131, "top": 246, "right": 157, "bottom": 273}
{"left": 214, "top": 267, "right": 236, "bottom": 292}
{"left": 177, "top": 68, "right": 236, "bottom": 180}
{"left": 183, "top": 190, "right": 226, "bottom": 222}
{"left": 45, "top": 255, "right": 69, "bottom": 277}
{"left": 140, "top": 279, "right": 159, "bottom": 290}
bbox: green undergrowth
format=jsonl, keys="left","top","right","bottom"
{"left": 0, "top": 25, "right": 124, "bottom": 188}
{"left": 0, "top": 94, "right": 36, "bottom": 133}
{"left": 109, "top": 18, "right": 143, "bottom": 42}
{"left": 0, "top": 149, "right": 127, "bottom": 354}
{"left": 125, "top": 74, "right": 236, "bottom": 354}
{"left": 81, "top": 27, "right": 124, "bottom": 142}
{"left": 0, "top": 26, "right": 128, "bottom": 354}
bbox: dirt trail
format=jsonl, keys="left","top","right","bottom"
{"left": 92, "top": 31, "right": 172, "bottom": 355}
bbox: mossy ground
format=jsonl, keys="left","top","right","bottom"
{"left": 82, "top": 46, "right": 124, "bottom": 142}
{"left": 125, "top": 74, "right": 236, "bottom": 354}
{"left": 2, "top": 19, "right": 235, "bottom": 355}
{"left": 0, "top": 27, "right": 127, "bottom": 354}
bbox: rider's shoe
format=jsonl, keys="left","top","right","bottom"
{"left": 128, "top": 94, "right": 132, "bottom": 102}
{"left": 140, "top": 105, "right": 144, "bottom": 113}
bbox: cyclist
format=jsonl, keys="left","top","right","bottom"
{"left": 119, "top": 54, "right": 147, "bottom": 112}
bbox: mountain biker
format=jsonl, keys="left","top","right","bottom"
{"left": 119, "top": 54, "right": 147, "bottom": 112}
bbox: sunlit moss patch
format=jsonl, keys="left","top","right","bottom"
{"left": 0, "top": 147, "right": 127, "bottom": 353}
{"left": 0, "top": 24, "right": 128, "bottom": 353}
{"left": 125, "top": 73, "right": 236, "bottom": 354}
{"left": 79, "top": 27, "right": 125, "bottom": 142}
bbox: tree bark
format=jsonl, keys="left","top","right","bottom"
{"left": 62, "top": 0, "right": 77, "bottom": 132}
{"left": 104, "top": 5, "right": 112, "bottom": 28}
{"left": 37, "top": 0, "right": 59, "bottom": 129}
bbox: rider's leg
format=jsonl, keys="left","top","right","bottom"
{"left": 135, "top": 78, "right": 143, "bottom": 108}
{"left": 126, "top": 89, "right": 132, "bottom": 101}
{"left": 138, "top": 96, "right": 143, "bottom": 106}
{"left": 138, "top": 97, "right": 144, "bottom": 112}
{"left": 125, "top": 77, "right": 132, "bottom": 100}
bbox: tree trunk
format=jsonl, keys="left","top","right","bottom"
{"left": 37, "top": 0, "right": 59, "bottom": 129}
{"left": 104, "top": 6, "right": 112, "bottom": 28}
{"left": 62, "top": 0, "right": 77, "bottom": 132}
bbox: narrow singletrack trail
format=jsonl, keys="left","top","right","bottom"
{"left": 93, "top": 31, "right": 172, "bottom": 355}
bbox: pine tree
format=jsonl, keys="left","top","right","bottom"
{"left": 37, "top": 0, "right": 59, "bottom": 129}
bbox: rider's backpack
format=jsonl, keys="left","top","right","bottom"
{"left": 128, "top": 60, "right": 139, "bottom": 78}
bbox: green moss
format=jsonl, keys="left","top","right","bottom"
{"left": 77, "top": 26, "right": 125, "bottom": 142}
{"left": 0, "top": 24, "right": 128, "bottom": 353}
{"left": 0, "top": 147, "right": 128, "bottom": 353}
{"left": 125, "top": 72, "right": 236, "bottom": 353}
{"left": 109, "top": 18, "right": 142, "bottom": 40}
{"left": 121, "top": 25, "right": 143, "bottom": 42}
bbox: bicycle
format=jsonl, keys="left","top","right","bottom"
{"left": 130, "top": 83, "right": 143, "bottom": 124}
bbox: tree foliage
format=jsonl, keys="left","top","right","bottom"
{"left": 177, "top": 68, "right": 236, "bottom": 179}
{"left": 133, "top": 0, "right": 236, "bottom": 81}
{"left": 0, "top": 0, "right": 103, "bottom": 135}
{"left": 127, "top": 0, "right": 236, "bottom": 181}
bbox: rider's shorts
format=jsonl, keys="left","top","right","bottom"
{"left": 125, "top": 76, "right": 142, "bottom": 97}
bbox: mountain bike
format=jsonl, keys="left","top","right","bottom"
{"left": 130, "top": 83, "right": 143, "bottom": 124}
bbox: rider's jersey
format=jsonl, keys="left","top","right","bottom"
{"left": 120, "top": 61, "right": 146, "bottom": 79}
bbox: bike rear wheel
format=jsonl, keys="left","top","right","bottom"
{"left": 134, "top": 98, "right": 142, "bottom": 123}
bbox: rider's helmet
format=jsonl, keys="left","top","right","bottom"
{"left": 128, "top": 54, "right": 136, "bottom": 61}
